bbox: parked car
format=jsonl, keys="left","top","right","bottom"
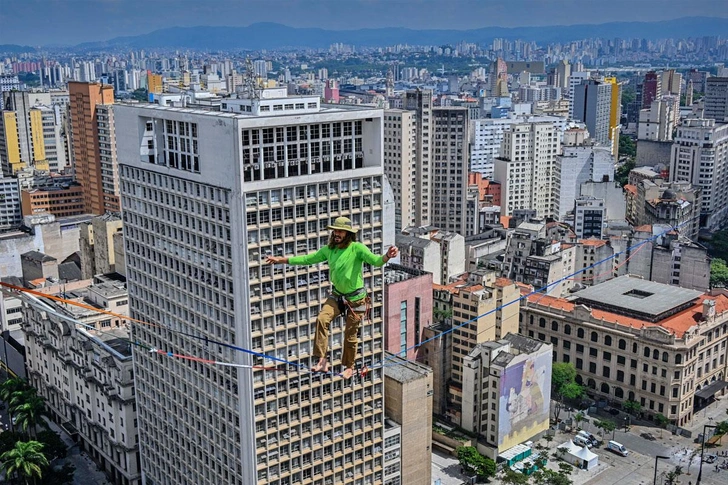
{"left": 577, "top": 430, "right": 601, "bottom": 447}
{"left": 607, "top": 440, "right": 629, "bottom": 456}
{"left": 703, "top": 454, "right": 717, "bottom": 464}
{"left": 574, "top": 435, "right": 593, "bottom": 448}
{"left": 640, "top": 432, "right": 657, "bottom": 441}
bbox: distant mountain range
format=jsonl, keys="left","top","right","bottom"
{"left": 70, "top": 17, "right": 728, "bottom": 51}
{"left": 0, "top": 44, "right": 37, "bottom": 54}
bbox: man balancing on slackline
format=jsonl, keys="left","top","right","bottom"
{"left": 266, "top": 216, "right": 398, "bottom": 379}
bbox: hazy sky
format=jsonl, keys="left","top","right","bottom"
{"left": 2, "top": 0, "right": 725, "bottom": 46}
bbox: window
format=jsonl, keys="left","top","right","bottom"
{"left": 617, "top": 370, "right": 624, "bottom": 382}
{"left": 618, "top": 339, "right": 627, "bottom": 350}
{"left": 576, "top": 358, "right": 583, "bottom": 370}
{"left": 603, "top": 366, "right": 610, "bottom": 378}
{"left": 590, "top": 331, "right": 598, "bottom": 342}
{"left": 564, "top": 324, "right": 571, "bottom": 335}
{"left": 399, "top": 301, "right": 407, "bottom": 353}
{"left": 589, "top": 348, "right": 598, "bottom": 357}
{"left": 617, "top": 355, "right": 625, "bottom": 365}
{"left": 576, "top": 344, "right": 584, "bottom": 354}
{"left": 577, "top": 328, "right": 585, "bottom": 339}
{"left": 604, "top": 336, "right": 612, "bottom": 346}
{"left": 603, "top": 351, "right": 611, "bottom": 361}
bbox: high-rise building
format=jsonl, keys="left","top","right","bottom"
{"left": 0, "top": 172, "right": 21, "bottom": 230}
{"left": 448, "top": 275, "right": 520, "bottom": 424}
{"left": 573, "top": 197, "right": 605, "bottom": 239}
{"left": 572, "top": 79, "right": 613, "bottom": 145}
{"left": 68, "top": 81, "right": 115, "bottom": 215}
{"left": 494, "top": 121, "right": 561, "bottom": 218}
{"left": 641, "top": 71, "right": 662, "bottom": 109}
{"left": 405, "top": 89, "right": 433, "bottom": 227}
{"left": 661, "top": 69, "right": 682, "bottom": 98}
{"left": 638, "top": 96, "right": 680, "bottom": 142}
{"left": 22, "top": 279, "right": 141, "bottom": 485}
{"left": 0, "top": 75, "right": 21, "bottom": 110}
{"left": 670, "top": 118, "right": 728, "bottom": 230}
{"left": 20, "top": 183, "right": 85, "bottom": 218}
{"left": 0, "top": 91, "right": 50, "bottom": 175}
{"left": 432, "top": 107, "right": 469, "bottom": 234}
{"left": 490, "top": 58, "right": 508, "bottom": 97}
{"left": 704, "top": 77, "right": 728, "bottom": 123}
{"left": 116, "top": 88, "right": 393, "bottom": 485}
{"left": 383, "top": 109, "right": 416, "bottom": 231}
{"left": 556, "top": 133, "right": 613, "bottom": 221}
{"left": 555, "top": 60, "right": 571, "bottom": 90}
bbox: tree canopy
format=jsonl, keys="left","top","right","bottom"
{"left": 456, "top": 446, "right": 496, "bottom": 481}
{"left": 710, "top": 259, "right": 728, "bottom": 288}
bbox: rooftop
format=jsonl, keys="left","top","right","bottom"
{"left": 572, "top": 276, "right": 703, "bottom": 322}
{"left": 383, "top": 352, "right": 432, "bottom": 383}
{"left": 524, "top": 277, "right": 727, "bottom": 338}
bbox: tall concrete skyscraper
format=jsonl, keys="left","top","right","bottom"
{"left": 670, "top": 118, "right": 728, "bottom": 230}
{"left": 432, "top": 107, "right": 469, "bottom": 235}
{"left": 116, "top": 88, "right": 393, "bottom": 485}
{"left": 572, "top": 79, "right": 613, "bottom": 145}
{"left": 494, "top": 121, "right": 561, "bottom": 218}
{"left": 704, "top": 77, "right": 728, "bottom": 123}
{"left": 0, "top": 91, "right": 50, "bottom": 175}
{"left": 641, "top": 71, "right": 661, "bottom": 109}
{"left": 383, "top": 109, "right": 417, "bottom": 231}
{"left": 405, "top": 89, "right": 433, "bottom": 227}
{"left": 68, "top": 81, "right": 116, "bottom": 214}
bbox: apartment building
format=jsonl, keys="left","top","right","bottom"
{"left": 0, "top": 173, "right": 21, "bottom": 230}
{"left": 493, "top": 121, "right": 561, "bottom": 218}
{"left": 448, "top": 274, "right": 520, "bottom": 424}
{"left": 556, "top": 137, "right": 613, "bottom": 221}
{"left": 0, "top": 91, "right": 49, "bottom": 175}
{"left": 383, "top": 265, "right": 433, "bottom": 362}
{"left": 520, "top": 275, "right": 728, "bottom": 426}
{"left": 68, "top": 81, "right": 115, "bottom": 215}
{"left": 383, "top": 109, "right": 416, "bottom": 231}
{"left": 22, "top": 279, "right": 140, "bottom": 485}
{"left": 631, "top": 180, "right": 702, "bottom": 241}
{"left": 670, "top": 118, "right": 728, "bottom": 230}
{"left": 704, "top": 77, "right": 728, "bottom": 123}
{"left": 404, "top": 89, "right": 433, "bottom": 227}
{"left": 432, "top": 107, "right": 469, "bottom": 235}
{"left": 573, "top": 197, "right": 605, "bottom": 239}
{"left": 116, "top": 88, "right": 392, "bottom": 485}
{"left": 572, "top": 79, "right": 613, "bottom": 146}
{"left": 20, "top": 183, "right": 85, "bottom": 218}
{"left": 383, "top": 354, "right": 433, "bottom": 485}
{"left": 462, "top": 334, "right": 552, "bottom": 458}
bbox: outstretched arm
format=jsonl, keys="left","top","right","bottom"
{"left": 265, "top": 255, "right": 288, "bottom": 264}
{"left": 267, "top": 247, "right": 329, "bottom": 266}
{"left": 383, "top": 245, "right": 398, "bottom": 263}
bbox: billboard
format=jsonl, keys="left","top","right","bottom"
{"left": 498, "top": 347, "right": 552, "bottom": 450}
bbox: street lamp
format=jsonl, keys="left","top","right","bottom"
{"left": 696, "top": 423, "right": 717, "bottom": 484}
{"left": 654, "top": 455, "right": 670, "bottom": 485}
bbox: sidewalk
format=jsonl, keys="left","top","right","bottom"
{"left": 44, "top": 418, "right": 112, "bottom": 485}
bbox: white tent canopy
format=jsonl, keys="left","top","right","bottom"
{"left": 558, "top": 440, "right": 599, "bottom": 470}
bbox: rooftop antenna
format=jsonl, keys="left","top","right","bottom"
{"left": 244, "top": 57, "right": 260, "bottom": 100}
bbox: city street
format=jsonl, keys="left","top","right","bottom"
{"left": 432, "top": 397, "right": 728, "bottom": 484}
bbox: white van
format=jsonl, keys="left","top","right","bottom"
{"left": 574, "top": 435, "right": 592, "bottom": 448}
{"left": 607, "top": 440, "right": 629, "bottom": 456}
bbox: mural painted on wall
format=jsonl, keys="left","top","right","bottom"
{"left": 498, "top": 348, "right": 552, "bottom": 449}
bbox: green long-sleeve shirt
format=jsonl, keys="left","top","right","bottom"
{"left": 288, "top": 242, "right": 385, "bottom": 300}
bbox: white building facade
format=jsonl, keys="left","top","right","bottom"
{"left": 116, "top": 92, "right": 392, "bottom": 485}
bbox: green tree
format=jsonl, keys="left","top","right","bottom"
{"left": 501, "top": 468, "right": 530, "bottom": 484}
{"left": 35, "top": 431, "right": 67, "bottom": 460}
{"left": 710, "top": 259, "right": 728, "bottom": 288}
{"left": 557, "top": 462, "right": 574, "bottom": 476}
{"left": 615, "top": 157, "right": 636, "bottom": 187}
{"left": 601, "top": 419, "right": 616, "bottom": 440}
{"left": 574, "top": 412, "right": 585, "bottom": 430}
{"left": 665, "top": 466, "right": 683, "bottom": 485}
{"left": 618, "top": 135, "right": 636, "bottom": 158}
{"left": 654, "top": 413, "right": 670, "bottom": 438}
{"left": 623, "top": 400, "right": 641, "bottom": 416}
{"left": 533, "top": 468, "right": 573, "bottom": 485}
{"left": 551, "top": 363, "right": 584, "bottom": 422}
{"left": 12, "top": 395, "right": 49, "bottom": 439}
{"left": 0, "top": 440, "right": 49, "bottom": 484}
{"left": 715, "top": 420, "right": 728, "bottom": 435}
{"left": 2, "top": 379, "right": 32, "bottom": 434}
{"left": 706, "top": 229, "right": 728, "bottom": 262}
{"left": 456, "top": 446, "right": 495, "bottom": 481}
{"left": 130, "top": 88, "right": 148, "bottom": 102}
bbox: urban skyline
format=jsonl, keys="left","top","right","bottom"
{"left": 1, "top": 0, "right": 727, "bottom": 46}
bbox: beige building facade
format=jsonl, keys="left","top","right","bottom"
{"left": 520, "top": 276, "right": 728, "bottom": 427}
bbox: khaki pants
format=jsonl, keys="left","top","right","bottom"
{"left": 313, "top": 297, "right": 366, "bottom": 369}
